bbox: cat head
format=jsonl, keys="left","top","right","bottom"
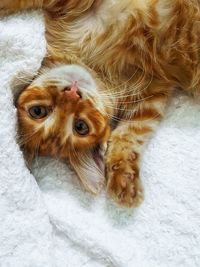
{"left": 17, "top": 64, "right": 111, "bottom": 193}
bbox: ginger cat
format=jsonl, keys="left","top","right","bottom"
{"left": 1, "top": 0, "right": 200, "bottom": 207}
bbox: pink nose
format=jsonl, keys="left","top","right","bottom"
{"left": 63, "top": 81, "right": 80, "bottom": 100}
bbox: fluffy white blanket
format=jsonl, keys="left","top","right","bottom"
{"left": 0, "top": 11, "right": 200, "bottom": 267}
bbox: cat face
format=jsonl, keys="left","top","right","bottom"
{"left": 17, "top": 64, "right": 110, "bottom": 193}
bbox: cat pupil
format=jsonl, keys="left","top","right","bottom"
{"left": 34, "top": 107, "right": 42, "bottom": 115}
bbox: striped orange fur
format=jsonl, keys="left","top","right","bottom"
{"left": 2, "top": 0, "right": 200, "bottom": 206}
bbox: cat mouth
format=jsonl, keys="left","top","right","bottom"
{"left": 70, "top": 144, "right": 106, "bottom": 194}
{"left": 92, "top": 144, "right": 105, "bottom": 173}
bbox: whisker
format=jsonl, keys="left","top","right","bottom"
{"left": 17, "top": 129, "right": 40, "bottom": 146}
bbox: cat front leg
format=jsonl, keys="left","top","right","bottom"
{"left": 106, "top": 131, "right": 144, "bottom": 207}
{"left": 106, "top": 83, "right": 171, "bottom": 207}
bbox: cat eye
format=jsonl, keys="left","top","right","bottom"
{"left": 28, "top": 106, "right": 49, "bottom": 119}
{"left": 74, "top": 119, "right": 89, "bottom": 136}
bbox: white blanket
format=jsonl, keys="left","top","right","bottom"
{"left": 0, "top": 11, "right": 200, "bottom": 267}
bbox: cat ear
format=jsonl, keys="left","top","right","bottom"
{"left": 69, "top": 149, "right": 105, "bottom": 194}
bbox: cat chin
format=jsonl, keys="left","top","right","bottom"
{"left": 34, "top": 64, "right": 97, "bottom": 93}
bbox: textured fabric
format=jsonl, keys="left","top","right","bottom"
{"left": 0, "top": 12, "right": 53, "bottom": 267}
{"left": 0, "top": 11, "right": 200, "bottom": 267}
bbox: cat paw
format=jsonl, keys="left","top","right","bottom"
{"left": 106, "top": 150, "right": 144, "bottom": 207}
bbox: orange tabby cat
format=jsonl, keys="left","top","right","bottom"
{"left": 1, "top": 0, "right": 200, "bottom": 207}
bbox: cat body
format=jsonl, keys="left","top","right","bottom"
{"left": 45, "top": 0, "right": 200, "bottom": 94}
{"left": 1, "top": 0, "right": 200, "bottom": 206}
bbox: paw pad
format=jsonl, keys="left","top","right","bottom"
{"left": 112, "top": 161, "right": 121, "bottom": 170}
{"left": 129, "top": 151, "right": 137, "bottom": 161}
{"left": 123, "top": 172, "right": 135, "bottom": 181}
{"left": 120, "top": 177, "right": 127, "bottom": 188}
{"left": 112, "top": 164, "right": 119, "bottom": 170}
